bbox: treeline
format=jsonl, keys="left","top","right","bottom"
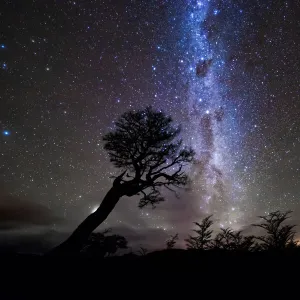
{"left": 184, "top": 210, "right": 297, "bottom": 251}
{"left": 82, "top": 210, "right": 299, "bottom": 257}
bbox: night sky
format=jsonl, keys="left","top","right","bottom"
{"left": 1, "top": 0, "right": 300, "bottom": 251}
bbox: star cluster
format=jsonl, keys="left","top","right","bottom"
{"left": 1, "top": 0, "right": 300, "bottom": 247}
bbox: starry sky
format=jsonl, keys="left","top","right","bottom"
{"left": 1, "top": 0, "right": 300, "bottom": 251}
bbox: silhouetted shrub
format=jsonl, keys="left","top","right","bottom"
{"left": 137, "top": 247, "right": 148, "bottom": 256}
{"left": 253, "top": 210, "right": 297, "bottom": 251}
{"left": 82, "top": 229, "right": 128, "bottom": 257}
{"left": 166, "top": 233, "right": 179, "bottom": 249}
{"left": 211, "top": 228, "right": 255, "bottom": 251}
{"left": 185, "top": 215, "right": 213, "bottom": 250}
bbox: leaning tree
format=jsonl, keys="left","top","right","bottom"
{"left": 51, "top": 106, "right": 194, "bottom": 254}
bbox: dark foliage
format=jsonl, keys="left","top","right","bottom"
{"left": 137, "top": 247, "right": 148, "bottom": 256}
{"left": 253, "top": 210, "right": 297, "bottom": 250}
{"left": 212, "top": 228, "right": 256, "bottom": 251}
{"left": 185, "top": 215, "right": 213, "bottom": 250}
{"left": 104, "top": 106, "right": 195, "bottom": 208}
{"left": 82, "top": 229, "right": 128, "bottom": 257}
{"left": 166, "top": 233, "right": 179, "bottom": 249}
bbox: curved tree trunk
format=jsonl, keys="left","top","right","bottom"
{"left": 48, "top": 186, "right": 124, "bottom": 255}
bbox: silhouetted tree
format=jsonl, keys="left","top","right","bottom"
{"left": 185, "top": 215, "right": 213, "bottom": 250}
{"left": 137, "top": 246, "right": 148, "bottom": 256}
{"left": 212, "top": 228, "right": 255, "bottom": 251}
{"left": 212, "top": 228, "right": 233, "bottom": 250}
{"left": 253, "top": 210, "right": 296, "bottom": 251}
{"left": 235, "top": 234, "right": 256, "bottom": 251}
{"left": 166, "top": 233, "right": 179, "bottom": 249}
{"left": 82, "top": 229, "right": 128, "bottom": 257}
{"left": 51, "top": 107, "right": 194, "bottom": 254}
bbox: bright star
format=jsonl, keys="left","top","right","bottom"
{"left": 3, "top": 131, "right": 10, "bottom": 136}
{"left": 1, "top": 44, "right": 5, "bottom": 49}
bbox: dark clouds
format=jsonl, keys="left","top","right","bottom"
{"left": 0, "top": 192, "right": 61, "bottom": 230}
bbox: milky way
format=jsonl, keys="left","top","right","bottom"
{"left": 178, "top": 0, "right": 250, "bottom": 229}
{"left": 1, "top": 0, "right": 300, "bottom": 249}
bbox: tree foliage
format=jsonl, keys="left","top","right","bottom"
{"left": 82, "top": 229, "right": 128, "bottom": 257}
{"left": 185, "top": 215, "right": 256, "bottom": 251}
{"left": 137, "top": 246, "right": 148, "bottom": 256}
{"left": 103, "top": 106, "right": 195, "bottom": 208}
{"left": 212, "top": 228, "right": 255, "bottom": 251}
{"left": 166, "top": 233, "right": 179, "bottom": 249}
{"left": 185, "top": 215, "right": 213, "bottom": 250}
{"left": 253, "top": 210, "right": 296, "bottom": 250}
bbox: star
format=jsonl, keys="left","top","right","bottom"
{"left": 3, "top": 130, "right": 10, "bottom": 136}
{"left": 213, "top": 9, "right": 220, "bottom": 16}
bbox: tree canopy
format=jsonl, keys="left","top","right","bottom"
{"left": 103, "top": 106, "right": 195, "bottom": 208}
{"left": 253, "top": 210, "right": 296, "bottom": 250}
{"left": 185, "top": 215, "right": 213, "bottom": 250}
